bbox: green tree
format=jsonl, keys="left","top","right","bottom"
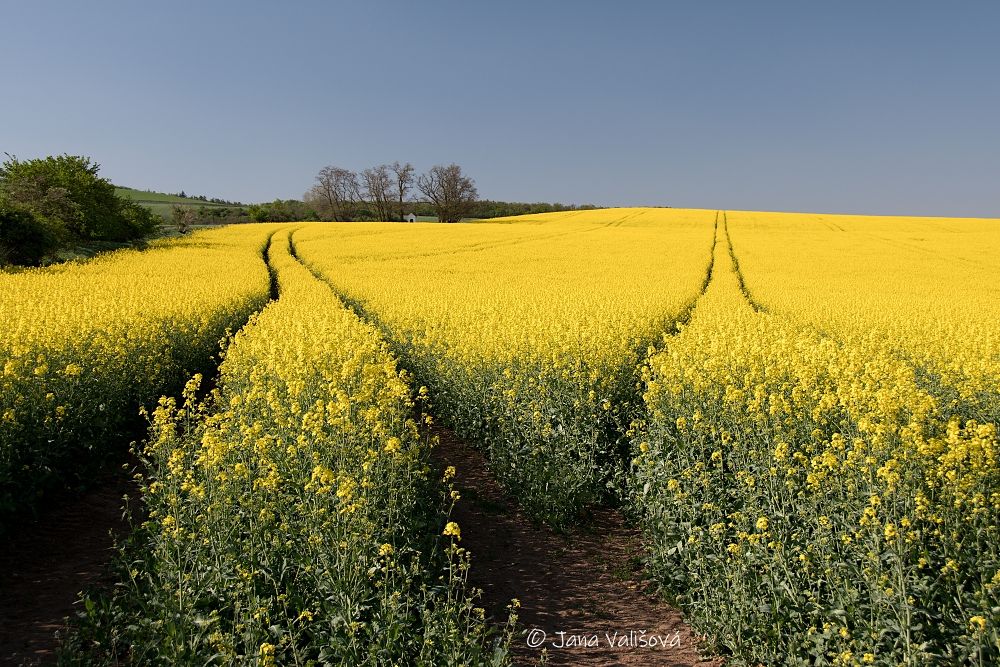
{"left": 0, "top": 154, "right": 155, "bottom": 241}
{"left": 120, "top": 199, "right": 158, "bottom": 237}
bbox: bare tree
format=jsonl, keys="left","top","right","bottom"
{"left": 170, "top": 205, "right": 196, "bottom": 234}
{"left": 306, "top": 166, "right": 359, "bottom": 221}
{"left": 360, "top": 164, "right": 394, "bottom": 221}
{"left": 390, "top": 161, "right": 414, "bottom": 221}
{"left": 416, "top": 164, "right": 478, "bottom": 223}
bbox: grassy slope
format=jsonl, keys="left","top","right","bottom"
{"left": 116, "top": 187, "right": 244, "bottom": 218}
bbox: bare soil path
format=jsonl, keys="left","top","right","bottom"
{"left": 431, "top": 427, "right": 721, "bottom": 667}
{"left": 0, "top": 228, "right": 283, "bottom": 666}
{"left": 0, "top": 468, "right": 135, "bottom": 666}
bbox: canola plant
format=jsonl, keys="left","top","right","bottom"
{"left": 5, "top": 207, "right": 995, "bottom": 664}
{"left": 729, "top": 210, "right": 1000, "bottom": 426}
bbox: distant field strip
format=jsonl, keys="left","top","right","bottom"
{"left": 728, "top": 210, "right": 1000, "bottom": 422}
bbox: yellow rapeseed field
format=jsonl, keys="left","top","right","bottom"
{"left": 0, "top": 224, "right": 279, "bottom": 522}
{"left": 291, "top": 208, "right": 716, "bottom": 526}
{"left": 633, "top": 212, "right": 999, "bottom": 664}
{"left": 69, "top": 228, "right": 504, "bottom": 664}
{"left": 5, "top": 208, "right": 993, "bottom": 664}
{"left": 728, "top": 210, "right": 1000, "bottom": 422}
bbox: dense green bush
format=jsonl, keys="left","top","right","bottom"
{"left": 0, "top": 201, "right": 59, "bottom": 266}
{"left": 0, "top": 155, "right": 158, "bottom": 264}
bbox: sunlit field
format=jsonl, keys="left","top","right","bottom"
{"left": 4, "top": 209, "right": 997, "bottom": 664}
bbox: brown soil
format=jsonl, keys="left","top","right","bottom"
{"left": 431, "top": 427, "right": 722, "bottom": 667}
{"left": 0, "top": 469, "right": 136, "bottom": 666}
{"left": 0, "top": 426, "right": 720, "bottom": 667}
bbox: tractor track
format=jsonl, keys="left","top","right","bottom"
{"left": 286, "top": 229, "right": 721, "bottom": 666}
{"left": 0, "top": 228, "right": 285, "bottom": 666}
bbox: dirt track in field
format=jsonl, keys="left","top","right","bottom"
{"left": 0, "top": 468, "right": 136, "bottom": 666}
{"left": 0, "top": 230, "right": 283, "bottom": 666}
{"left": 431, "top": 427, "right": 721, "bottom": 667}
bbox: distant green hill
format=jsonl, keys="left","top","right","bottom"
{"left": 116, "top": 187, "right": 245, "bottom": 219}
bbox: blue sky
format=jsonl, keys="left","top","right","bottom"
{"left": 2, "top": 1, "right": 998, "bottom": 216}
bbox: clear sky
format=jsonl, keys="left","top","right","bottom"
{"left": 2, "top": 1, "right": 998, "bottom": 216}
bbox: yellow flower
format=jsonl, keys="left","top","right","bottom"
{"left": 337, "top": 477, "right": 358, "bottom": 503}
{"left": 260, "top": 642, "right": 276, "bottom": 667}
{"left": 443, "top": 521, "right": 461, "bottom": 540}
{"left": 773, "top": 441, "right": 789, "bottom": 461}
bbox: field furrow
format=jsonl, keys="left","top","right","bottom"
{"left": 0, "top": 225, "right": 284, "bottom": 527}
{"left": 290, "top": 209, "right": 718, "bottom": 528}
{"left": 61, "top": 227, "right": 506, "bottom": 665}
{"left": 633, "top": 212, "right": 999, "bottom": 664}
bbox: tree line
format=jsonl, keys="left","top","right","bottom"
{"left": 174, "top": 157, "right": 479, "bottom": 227}
{"left": 176, "top": 161, "right": 602, "bottom": 225}
{"left": 242, "top": 199, "right": 601, "bottom": 224}
{"left": 0, "top": 154, "right": 158, "bottom": 266}
{"left": 243, "top": 197, "right": 603, "bottom": 224}
{"left": 301, "top": 162, "right": 478, "bottom": 223}
{"left": 1, "top": 153, "right": 607, "bottom": 264}
{"left": 168, "top": 191, "right": 243, "bottom": 206}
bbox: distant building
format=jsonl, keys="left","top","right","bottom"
{"left": 404, "top": 213, "right": 417, "bottom": 223}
